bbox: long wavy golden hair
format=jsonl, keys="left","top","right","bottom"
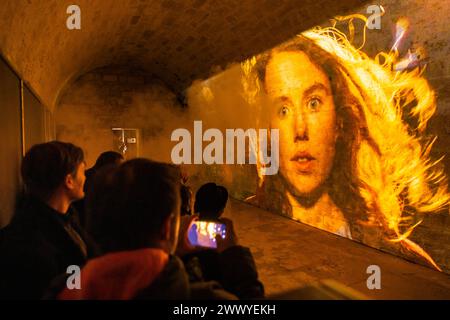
{"left": 242, "top": 18, "right": 449, "bottom": 270}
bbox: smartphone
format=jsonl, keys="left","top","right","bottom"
{"left": 187, "top": 220, "right": 227, "bottom": 249}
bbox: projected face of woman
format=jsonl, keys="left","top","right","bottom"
{"left": 265, "top": 51, "right": 337, "bottom": 197}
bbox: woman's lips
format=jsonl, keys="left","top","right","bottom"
{"left": 290, "top": 152, "right": 316, "bottom": 173}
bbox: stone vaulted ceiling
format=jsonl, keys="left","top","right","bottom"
{"left": 0, "top": 0, "right": 367, "bottom": 110}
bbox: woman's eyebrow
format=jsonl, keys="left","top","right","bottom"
{"left": 279, "top": 96, "right": 291, "bottom": 102}
{"left": 303, "top": 82, "right": 330, "bottom": 97}
{"left": 273, "top": 95, "right": 292, "bottom": 103}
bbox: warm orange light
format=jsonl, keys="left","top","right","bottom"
{"left": 242, "top": 15, "right": 449, "bottom": 271}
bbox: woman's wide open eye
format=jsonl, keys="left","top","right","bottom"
{"left": 278, "top": 105, "right": 290, "bottom": 118}
{"left": 307, "top": 97, "right": 322, "bottom": 112}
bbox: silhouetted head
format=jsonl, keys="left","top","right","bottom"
{"left": 93, "top": 151, "right": 124, "bottom": 170}
{"left": 86, "top": 158, "right": 181, "bottom": 254}
{"left": 194, "top": 183, "right": 228, "bottom": 220}
{"left": 21, "top": 141, "right": 86, "bottom": 202}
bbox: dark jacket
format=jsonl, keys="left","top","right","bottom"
{"left": 0, "top": 197, "right": 98, "bottom": 299}
{"left": 52, "top": 248, "right": 237, "bottom": 300}
{"left": 183, "top": 245, "right": 265, "bottom": 299}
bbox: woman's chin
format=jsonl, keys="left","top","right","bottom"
{"left": 283, "top": 176, "right": 322, "bottom": 198}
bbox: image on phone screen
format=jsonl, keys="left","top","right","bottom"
{"left": 187, "top": 221, "right": 227, "bottom": 249}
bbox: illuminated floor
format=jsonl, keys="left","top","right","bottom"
{"left": 223, "top": 199, "right": 450, "bottom": 299}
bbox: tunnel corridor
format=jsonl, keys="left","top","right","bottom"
{"left": 1, "top": 0, "right": 450, "bottom": 301}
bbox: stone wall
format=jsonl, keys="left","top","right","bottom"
{"left": 56, "top": 67, "right": 185, "bottom": 167}
{"left": 56, "top": 65, "right": 258, "bottom": 196}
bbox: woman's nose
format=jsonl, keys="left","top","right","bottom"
{"left": 294, "top": 110, "right": 309, "bottom": 141}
